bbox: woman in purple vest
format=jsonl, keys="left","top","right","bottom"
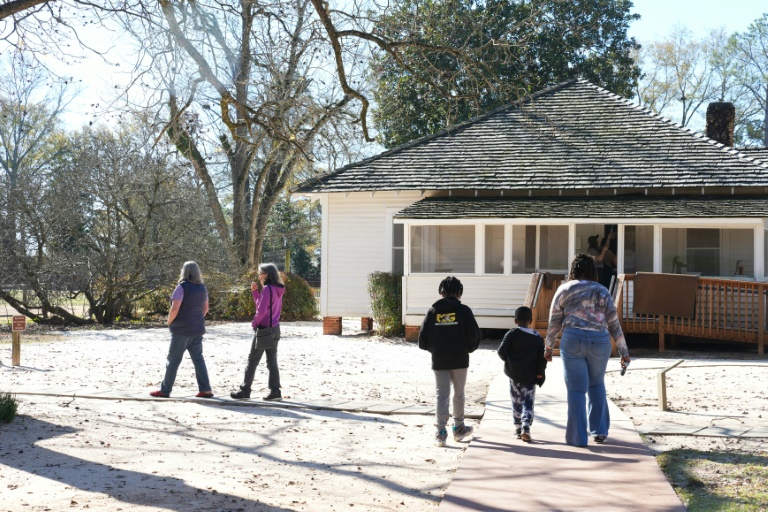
{"left": 150, "top": 261, "right": 214, "bottom": 398}
{"left": 231, "top": 263, "right": 286, "bottom": 401}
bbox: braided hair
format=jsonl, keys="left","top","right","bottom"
{"left": 438, "top": 276, "right": 464, "bottom": 298}
{"left": 569, "top": 253, "right": 598, "bottom": 282}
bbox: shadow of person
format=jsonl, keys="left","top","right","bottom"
{"left": 0, "top": 416, "right": 295, "bottom": 511}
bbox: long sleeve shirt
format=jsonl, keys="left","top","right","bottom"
{"left": 545, "top": 279, "right": 629, "bottom": 357}
{"left": 251, "top": 284, "right": 285, "bottom": 330}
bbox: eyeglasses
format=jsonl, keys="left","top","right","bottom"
{"left": 259, "top": 272, "right": 267, "bottom": 275}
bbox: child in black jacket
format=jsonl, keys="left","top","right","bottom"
{"left": 419, "top": 276, "right": 481, "bottom": 447}
{"left": 497, "top": 306, "right": 547, "bottom": 442}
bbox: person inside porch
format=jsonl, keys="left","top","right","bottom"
{"left": 587, "top": 231, "right": 616, "bottom": 288}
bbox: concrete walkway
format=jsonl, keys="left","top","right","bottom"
{"left": 440, "top": 358, "right": 686, "bottom": 512}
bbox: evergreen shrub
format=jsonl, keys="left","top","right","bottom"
{"left": 0, "top": 393, "right": 18, "bottom": 423}
{"left": 367, "top": 271, "right": 404, "bottom": 337}
{"left": 133, "top": 271, "right": 319, "bottom": 322}
{"left": 136, "top": 287, "right": 174, "bottom": 318}
{"left": 281, "top": 273, "right": 319, "bottom": 321}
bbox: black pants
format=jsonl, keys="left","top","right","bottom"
{"left": 241, "top": 325, "right": 281, "bottom": 392}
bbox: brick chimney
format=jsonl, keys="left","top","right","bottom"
{"left": 705, "top": 102, "right": 735, "bottom": 147}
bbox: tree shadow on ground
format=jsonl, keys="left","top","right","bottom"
{"left": 0, "top": 415, "right": 295, "bottom": 511}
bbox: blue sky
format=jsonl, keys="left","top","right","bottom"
{"left": 53, "top": 2, "right": 768, "bottom": 129}
{"left": 628, "top": 0, "right": 766, "bottom": 42}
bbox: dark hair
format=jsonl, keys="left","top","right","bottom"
{"left": 569, "top": 253, "right": 598, "bottom": 282}
{"left": 514, "top": 306, "right": 533, "bottom": 323}
{"left": 438, "top": 276, "right": 463, "bottom": 297}
{"left": 258, "top": 263, "right": 284, "bottom": 286}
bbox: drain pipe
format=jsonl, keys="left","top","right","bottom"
{"left": 658, "top": 360, "right": 685, "bottom": 411}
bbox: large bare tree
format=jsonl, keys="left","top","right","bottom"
{"left": 634, "top": 26, "right": 725, "bottom": 128}
{"left": 111, "top": 0, "right": 505, "bottom": 272}
{"left": 728, "top": 14, "right": 768, "bottom": 145}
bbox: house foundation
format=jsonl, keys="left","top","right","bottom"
{"left": 323, "top": 316, "right": 342, "bottom": 335}
{"left": 405, "top": 325, "right": 420, "bottom": 342}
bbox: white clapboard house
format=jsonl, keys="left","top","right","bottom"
{"left": 295, "top": 79, "right": 768, "bottom": 344}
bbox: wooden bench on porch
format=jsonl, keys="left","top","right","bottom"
{"left": 525, "top": 273, "right": 766, "bottom": 356}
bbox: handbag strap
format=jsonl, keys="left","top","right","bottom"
{"left": 267, "top": 285, "right": 273, "bottom": 328}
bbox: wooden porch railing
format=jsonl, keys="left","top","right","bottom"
{"left": 525, "top": 273, "right": 766, "bottom": 355}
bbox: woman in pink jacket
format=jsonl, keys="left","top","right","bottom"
{"left": 231, "top": 263, "right": 286, "bottom": 401}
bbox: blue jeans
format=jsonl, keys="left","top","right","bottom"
{"left": 560, "top": 327, "right": 612, "bottom": 446}
{"left": 434, "top": 368, "right": 467, "bottom": 432}
{"left": 160, "top": 333, "right": 211, "bottom": 395}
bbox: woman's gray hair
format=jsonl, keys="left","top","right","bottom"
{"left": 258, "top": 263, "right": 284, "bottom": 286}
{"left": 178, "top": 261, "right": 204, "bottom": 284}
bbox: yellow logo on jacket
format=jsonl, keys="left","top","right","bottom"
{"left": 436, "top": 312, "right": 457, "bottom": 325}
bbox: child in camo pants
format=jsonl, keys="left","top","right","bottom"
{"left": 497, "top": 306, "right": 547, "bottom": 442}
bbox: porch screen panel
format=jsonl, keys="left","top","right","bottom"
{"left": 410, "top": 225, "right": 475, "bottom": 273}
{"left": 512, "top": 225, "right": 536, "bottom": 273}
{"left": 662, "top": 228, "right": 753, "bottom": 277}
{"left": 540, "top": 225, "right": 569, "bottom": 272}
{"left": 724, "top": 229, "right": 753, "bottom": 277}
{"left": 393, "top": 224, "right": 404, "bottom": 274}
{"left": 765, "top": 228, "right": 768, "bottom": 278}
{"left": 624, "top": 226, "right": 654, "bottom": 273}
{"left": 485, "top": 225, "right": 504, "bottom": 274}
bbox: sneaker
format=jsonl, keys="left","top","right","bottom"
{"left": 520, "top": 427, "right": 531, "bottom": 442}
{"left": 149, "top": 390, "right": 169, "bottom": 398}
{"left": 452, "top": 424, "right": 473, "bottom": 442}
{"left": 594, "top": 435, "right": 607, "bottom": 444}
{"left": 263, "top": 390, "right": 282, "bottom": 401}
{"left": 230, "top": 389, "right": 250, "bottom": 399}
{"left": 435, "top": 430, "right": 448, "bottom": 447}
{"left": 514, "top": 427, "right": 522, "bottom": 439}
{"left": 196, "top": 392, "right": 214, "bottom": 398}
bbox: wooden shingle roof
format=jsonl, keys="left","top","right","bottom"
{"left": 738, "top": 146, "right": 768, "bottom": 164}
{"left": 394, "top": 196, "right": 768, "bottom": 219}
{"left": 295, "top": 80, "right": 768, "bottom": 193}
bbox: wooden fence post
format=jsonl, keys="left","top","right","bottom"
{"left": 658, "top": 316, "right": 665, "bottom": 352}
{"left": 11, "top": 331, "right": 21, "bottom": 366}
{"left": 658, "top": 360, "right": 685, "bottom": 411}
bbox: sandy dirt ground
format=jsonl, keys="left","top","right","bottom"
{"left": 604, "top": 347, "right": 768, "bottom": 455}
{"left": 1, "top": 322, "right": 766, "bottom": 511}
{"left": 0, "top": 321, "right": 501, "bottom": 512}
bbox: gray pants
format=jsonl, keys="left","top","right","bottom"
{"left": 433, "top": 368, "right": 467, "bottom": 431}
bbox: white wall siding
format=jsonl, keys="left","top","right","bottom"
{"left": 324, "top": 191, "right": 423, "bottom": 317}
{"left": 404, "top": 274, "right": 532, "bottom": 329}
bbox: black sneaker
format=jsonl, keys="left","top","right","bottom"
{"left": 230, "top": 389, "right": 250, "bottom": 399}
{"left": 515, "top": 427, "right": 522, "bottom": 439}
{"left": 594, "top": 435, "right": 607, "bottom": 444}
{"left": 263, "top": 390, "right": 282, "bottom": 401}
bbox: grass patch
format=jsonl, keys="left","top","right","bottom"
{"left": 658, "top": 449, "right": 768, "bottom": 511}
{"left": 0, "top": 393, "right": 18, "bottom": 423}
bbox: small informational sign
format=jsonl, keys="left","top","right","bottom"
{"left": 12, "top": 315, "right": 26, "bottom": 332}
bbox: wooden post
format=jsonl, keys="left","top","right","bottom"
{"left": 658, "top": 360, "right": 685, "bottom": 411}
{"left": 11, "top": 315, "right": 26, "bottom": 366}
{"left": 11, "top": 331, "right": 21, "bottom": 366}
{"left": 658, "top": 315, "right": 665, "bottom": 352}
{"left": 759, "top": 283, "right": 765, "bottom": 356}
